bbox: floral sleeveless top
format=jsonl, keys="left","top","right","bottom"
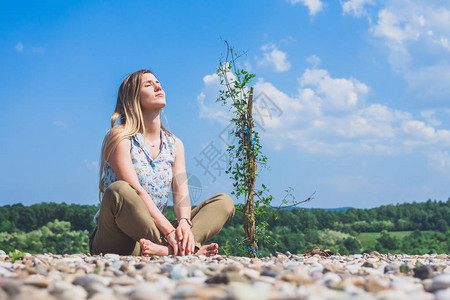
{"left": 93, "top": 128, "right": 176, "bottom": 225}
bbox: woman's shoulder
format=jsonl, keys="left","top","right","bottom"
{"left": 103, "top": 125, "right": 132, "bottom": 149}
{"left": 163, "top": 129, "right": 178, "bottom": 145}
{"left": 104, "top": 125, "right": 125, "bottom": 139}
{"left": 162, "top": 130, "right": 183, "bottom": 157}
{"left": 170, "top": 133, "right": 184, "bottom": 147}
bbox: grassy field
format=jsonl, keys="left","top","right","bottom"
{"left": 356, "top": 231, "right": 415, "bottom": 249}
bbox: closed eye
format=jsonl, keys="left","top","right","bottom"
{"left": 143, "top": 80, "right": 161, "bottom": 87}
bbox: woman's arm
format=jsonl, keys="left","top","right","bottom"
{"left": 172, "top": 136, "right": 191, "bottom": 220}
{"left": 108, "top": 132, "right": 175, "bottom": 236}
{"left": 172, "top": 136, "right": 195, "bottom": 255}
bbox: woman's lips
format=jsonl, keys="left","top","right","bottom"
{"left": 156, "top": 93, "right": 165, "bottom": 97}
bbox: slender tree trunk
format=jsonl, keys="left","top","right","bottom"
{"left": 246, "top": 87, "right": 258, "bottom": 256}
{"left": 241, "top": 113, "right": 250, "bottom": 242}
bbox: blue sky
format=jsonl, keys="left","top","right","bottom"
{"left": 1, "top": 0, "right": 449, "bottom": 209}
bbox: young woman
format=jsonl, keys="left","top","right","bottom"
{"left": 89, "top": 69, "right": 235, "bottom": 256}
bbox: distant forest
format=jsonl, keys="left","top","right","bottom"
{"left": 0, "top": 199, "right": 449, "bottom": 256}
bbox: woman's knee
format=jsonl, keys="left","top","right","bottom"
{"left": 217, "top": 193, "right": 235, "bottom": 218}
{"left": 103, "top": 181, "right": 136, "bottom": 204}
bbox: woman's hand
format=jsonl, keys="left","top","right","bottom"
{"left": 165, "top": 228, "right": 180, "bottom": 255}
{"left": 176, "top": 219, "right": 195, "bottom": 256}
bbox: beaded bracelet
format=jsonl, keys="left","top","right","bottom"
{"left": 164, "top": 228, "right": 176, "bottom": 239}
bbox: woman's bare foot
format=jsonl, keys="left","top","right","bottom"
{"left": 139, "top": 238, "right": 172, "bottom": 256}
{"left": 194, "top": 243, "right": 219, "bottom": 256}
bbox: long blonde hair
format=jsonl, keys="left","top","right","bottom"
{"left": 98, "top": 69, "right": 173, "bottom": 201}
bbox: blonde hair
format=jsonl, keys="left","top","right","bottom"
{"left": 98, "top": 69, "right": 173, "bottom": 201}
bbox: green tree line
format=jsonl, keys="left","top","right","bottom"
{"left": 0, "top": 199, "right": 448, "bottom": 255}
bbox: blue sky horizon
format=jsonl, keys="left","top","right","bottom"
{"left": 1, "top": 0, "right": 449, "bottom": 209}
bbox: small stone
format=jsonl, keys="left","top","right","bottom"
{"left": 430, "top": 274, "right": 450, "bottom": 292}
{"left": 226, "top": 271, "right": 250, "bottom": 284}
{"left": 110, "top": 276, "right": 136, "bottom": 286}
{"left": 25, "top": 266, "right": 38, "bottom": 275}
{"left": 0, "top": 267, "right": 12, "bottom": 277}
{"left": 0, "top": 278, "right": 21, "bottom": 295}
{"left": 51, "top": 282, "right": 88, "bottom": 300}
{"left": 275, "top": 253, "right": 288, "bottom": 264}
{"left": 414, "top": 265, "right": 433, "bottom": 280}
{"left": 162, "top": 256, "right": 174, "bottom": 263}
{"left": 435, "top": 288, "right": 450, "bottom": 300}
{"left": 385, "top": 262, "right": 401, "bottom": 274}
{"left": 191, "top": 286, "right": 227, "bottom": 299}
{"left": 240, "top": 268, "right": 260, "bottom": 279}
{"left": 305, "top": 257, "right": 318, "bottom": 264}
{"left": 434, "top": 265, "right": 446, "bottom": 272}
{"left": 61, "top": 257, "right": 84, "bottom": 263}
{"left": 173, "top": 283, "right": 198, "bottom": 298}
{"left": 205, "top": 271, "right": 249, "bottom": 284}
{"left": 72, "top": 274, "right": 111, "bottom": 287}
{"left": 170, "top": 264, "right": 188, "bottom": 280}
{"left": 365, "top": 277, "right": 390, "bottom": 293}
{"left": 223, "top": 264, "right": 242, "bottom": 273}
{"left": 281, "top": 272, "right": 312, "bottom": 286}
{"left": 309, "top": 263, "right": 324, "bottom": 274}
{"left": 15, "top": 285, "right": 57, "bottom": 300}
{"left": 83, "top": 283, "right": 113, "bottom": 297}
{"left": 84, "top": 257, "right": 96, "bottom": 263}
{"left": 227, "top": 282, "right": 266, "bottom": 300}
{"left": 250, "top": 258, "right": 263, "bottom": 267}
{"left": 131, "top": 282, "right": 169, "bottom": 300}
{"left": 23, "top": 277, "right": 50, "bottom": 288}
{"left": 362, "top": 261, "right": 376, "bottom": 268}
{"left": 345, "top": 264, "right": 360, "bottom": 274}
{"left": 260, "top": 270, "right": 280, "bottom": 278}
{"left": 103, "top": 253, "right": 120, "bottom": 261}
{"left": 90, "top": 293, "right": 119, "bottom": 300}
{"left": 323, "top": 263, "right": 345, "bottom": 273}
{"left": 321, "top": 272, "right": 341, "bottom": 287}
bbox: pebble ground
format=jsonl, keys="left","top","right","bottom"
{"left": 1, "top": 250, "right": 449, "bottom": 299}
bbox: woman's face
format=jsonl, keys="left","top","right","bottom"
{"left": 140, "top": 72, "right": 166, "bottom": 111}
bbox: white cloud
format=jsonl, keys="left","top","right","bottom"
{"left": 197, "top": 65, "right": 246, "bottom": 127}
{"left": 290, "top": 0, "right": 324, "bottom": 16}
{"left": 14, "top": 42, "right": 45, "bottom": 54}
{"left": 342, "top": 0, "right": 375, "bottom": 19}
{"left": 299, "top": 68, "right": 370, "bottom": 110}
{"left": 370, "top": 8, "right": 422, "bottom": 69}
{"left": 280, "top": 35, "right": 297, "bottom": 43}
{"left": 255, "top": 44, "right": 291, "bottom": 72}
{"left": 403, "top": 62, "right": 450, "bottom": 99}
{"left": 420, "top": 110, "right": 442, "bottom": 127}
{"left": 197, "top": 92, "right": 232, "bottom": 127}
{"left": 85, "top": 160, "right": 99, "bottom": 171}
{"left": 53, "top": 120, "right": 68, "bottom": 128}
{"left": 343, "top": 0, "right": 450, "bottom": 102}
{"left": 426, "top": 150, "right": 450, "bottom": 174}
{"left": 369, "top": 1, "right": 450, "bottom": 57}
{"left": 306, "top": 54, "right": 321, "bottom": 67}
{"left": 198, "top": 61, "right": 450, "bottom": 157}
{"left": 15, "top": 42, "right": 23, "bottom": 52}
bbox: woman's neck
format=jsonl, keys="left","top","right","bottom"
{"left": 142, "top": 109, "right": 161, "bottom": 142}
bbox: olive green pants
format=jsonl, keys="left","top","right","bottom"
{"left": 89, "top": 180, "right": 235, "bottom": 256}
